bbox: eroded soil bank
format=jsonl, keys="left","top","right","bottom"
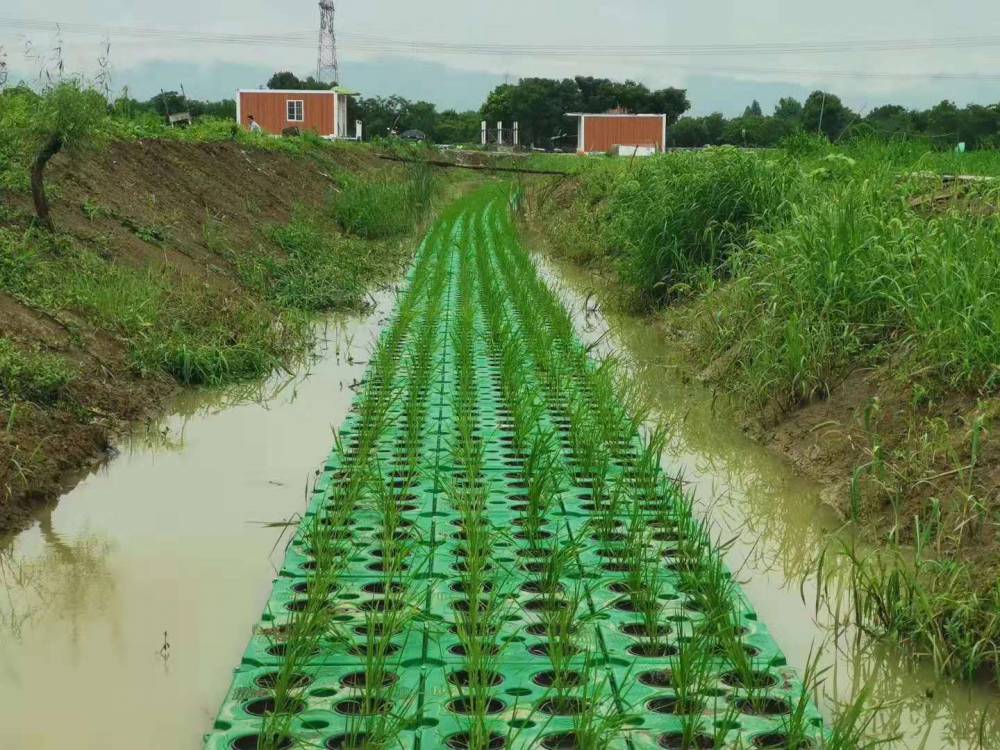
{"left": 0, "top": 139, "right": 422, "bottom": 533}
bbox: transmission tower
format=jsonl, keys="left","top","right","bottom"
{"left": 317, "top": 1, "right": 340, "bottom": 84}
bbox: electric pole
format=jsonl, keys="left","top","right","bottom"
{"left": 317, "top": 1, "right": 340, "bottom": 85}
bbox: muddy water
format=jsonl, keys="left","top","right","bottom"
{"left": 0, "top": 292, "right": 396, "bottom": 750}
{"left": 536, "top": 255, "right": 1000, "bottom": 750}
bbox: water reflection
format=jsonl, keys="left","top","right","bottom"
{"left": 535, "top": 253, "right": 1000, "bottom": 750}
{"left": 0, "top": 515, "right": 115, "bottom": 643}
{"left": 0, "top": 293, "right": 393, "bottom": 750}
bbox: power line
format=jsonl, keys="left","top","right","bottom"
{"left": 6, "top": 16, "right": 1000, "bottom": 56}
{"left": 1, "top": 16, "right": 999, "bottom": 82}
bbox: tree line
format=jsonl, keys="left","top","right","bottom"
{"left": 11, "top": 67, "right": 994, "bottom": 152}
{"left": 668, "top": 91, "right": 1000, "bottom": 150}
{"left": 266, "top": 71, "right": 1000, "bottom": 151}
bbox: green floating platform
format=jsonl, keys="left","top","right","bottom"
{"left": 204, "top": 187, "right": 826, "bottom": 750}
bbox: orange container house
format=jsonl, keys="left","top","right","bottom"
{"left": 237, "top": 87, "right": 359, "bottom": 138}
{"left": 567, "top": 112, "right": 667, "bottom": 155}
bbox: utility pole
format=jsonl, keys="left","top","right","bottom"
{"left": 317, "top": 1, "right": 340, "bottom": 85}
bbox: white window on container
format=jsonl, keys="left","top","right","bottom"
{"left": 287, "top": 100, "right": 305, "bottom": 122}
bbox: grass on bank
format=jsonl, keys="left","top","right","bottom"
{"left": 0, "top": 338, "right": 75, "bottom": 404}
{"left": 1, "top": 80, "right": 441, "bottom": 388}
{"left": 333, "top": 165, "right": 437, "bottom": 240}
{"left": 0, "top": 226, "right": 309, "bottom": 386}
{"left": 532, "top": 138, "right": 1000, "bottom": 683}
{"left": 539, "top": 136, "right": 1000, "bottom": 419}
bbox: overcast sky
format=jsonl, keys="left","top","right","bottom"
{"left": 2, "top": 1, "right": 999, "bottom": 115}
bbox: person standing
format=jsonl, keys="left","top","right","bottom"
{"left": 247, "top": 115, "right": 263, "bottom": 134}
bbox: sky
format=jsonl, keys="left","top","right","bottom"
{"left": 1, "top": 1, "right": 999, "bottom": 116}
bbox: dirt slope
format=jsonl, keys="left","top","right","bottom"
{"left": 0, "top": 139, "right": 393, "bottom": 534}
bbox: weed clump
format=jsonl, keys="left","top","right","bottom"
{"left": 603, "top": 148, "right": 795, "bottom": 307}
{"left": 334, "top": 165, "right": 436, "bottom": 239}
{"left": 0, "top": 338, "right": 75, "bottom": 403}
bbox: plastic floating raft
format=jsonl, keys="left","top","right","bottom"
{"left": 204, "top": 187, "right": 826, "bottom": 750}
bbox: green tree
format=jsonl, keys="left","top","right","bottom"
{"left": 489, "top": 77, "right": 581, "bottom": 147}
{"left": 774, "top": 97, "right": 803, "bottom": 122}
{"left": 864, "top": 104, "right": 914, "bottom": 139}
{"left": 646, "top": 86, "right": 691, "bottom": 124}
{"left": 432, "top": 110, "right": 481, "bottom": 144}
{"left": 665, "top": 113, "right": 729, "bottom": 147}
{"left": 351, "top": 95, "right": 408, "bottom": 139}
{"left": 666, "top": 116, "right": 709, "bottom": 147}
{"left": 703, "top": 112, "right": 728, "bottom": 145}
{"left": 723, "top": 115, "right": 795, "bottom": 146}
{"left": 801, "top": 91, "right": 853, "bottom": 140}
{"left": 25, "top": 82, "right": 106, "bottom": 231}
{"left": 743, "top": 100, "right": 763, "bottom": 118}
{"left": 404, "top": 100, "right": 439, "bottom": 136}
{"left": 266, "top": 71, "right": 332, "bottom": 90}
{"left": 957, "top": 104, "right": 1000, "bottom": 148}
{"left": 926, "top": 100, "right": 961, "bottom": 141}
{"left": 480, "top": 76, "right": 689, "bottom": 148}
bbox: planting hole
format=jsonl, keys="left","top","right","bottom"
{"left": 255, "top": 672, "right": 311, "bottom": 690}
{"left": 244, "top": 698, "right": 304, "bottom": 717}
{"left": 533, "top": 670, "right": 583, "bottom": 688}
{"left": 448, "top": 696, "right": 506, "bottom": 715}
{"left": 735, "top": 697, "right": 792, "bottom": 716}
{"left": 529, "top": 642, "right": 581, "bottom": 657}
{"left": 541, "top": 733, "right": 581, "bottom": 750}
{"left": 335, "top": 698, "right": 393, "bottom": 716}
{"left": 752, "top": 734, "right": 814, "bottom": 749}
{"left": 722, "top": 671, "right": 779, "bottom": 689}
{"left": 326, "top": 734, "right": 372, "bottom": 750}
{"left": 659, "top": 733, "right": 716, "bottom": 749}
{"left": 648, "top": 697, "right": 706, "bottom": 715}
{"left": 446, "top": 733, "right": 506, "bottom": 750}
{"left": 232, "top": 735, "right": 293, "bottom": 750}
{"left": 628, "top": 643, "right": 679, "bottom": 658}
{"left": 448, "top": 669, "right": 504, "bottom": 688}
{"left": 620, "top": 622, "right": 672, "bottom": 638}
{"left": 638, "top": 670, "right": 673, "bottom": 688}
{"left": 341, "top": 671, "right": 399, "bottom": 689}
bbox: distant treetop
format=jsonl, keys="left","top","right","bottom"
{"left": 266, "top": 71, "right": 334, "bottom": 90}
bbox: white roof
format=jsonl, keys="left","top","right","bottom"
{"left": 238, "top": 89, "right": 335, "bottom": 95}
{"left": 565, "top": 112, "right": 666, "bottom": 118}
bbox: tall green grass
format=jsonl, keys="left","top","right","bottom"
{"left": 601, "top": 148, "right": 795, "bottom": 307}
{"left": 228, "top": 208, "right": 407, "bottom": 313}
{"left": 534, "top": 141, "right": 1000, "bottom": 684}
{"left": 691, "top": 173, "right": 1000, "bottom": 406}
{"left": 332, "top": 165, "right": 436, "bottom": 239}
{"left": 0, "top": 227, "right": 308, "bottom": 386}
{"left": 550, "top": 141, "right": 1000, "bottom": 402}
